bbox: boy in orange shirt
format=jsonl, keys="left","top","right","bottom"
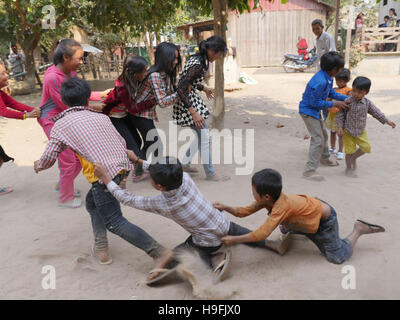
{"left": 326, "top": 68, "right": 352, "bottom": 160}
{"left": 214, "top": 168, "right": 385, "bottom": 264}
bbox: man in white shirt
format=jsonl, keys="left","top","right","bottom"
{"left": 311, "top": 19, "right": 336, "bottom": 70}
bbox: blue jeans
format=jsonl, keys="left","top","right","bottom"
{"left": 288, "top": 204, "right": 353, "bottom": 264}
{"left": 181, "top": 122, "right": 216, "bottom": 178}
{"left": 86, "top": 174, "right": 165, "bottom": 259}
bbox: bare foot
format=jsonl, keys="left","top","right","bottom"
{"left": 351, "top": 155, "right": 357, "bottom": 171}
{"left": 147, "top": 249, "right": 174, "bottom": 281}
{"left": 345, "top": 168, "right": 358, "bottom": 178}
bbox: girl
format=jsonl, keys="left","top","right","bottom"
{"left": 38, "top": 39, "right": 109, "bottom": 208}
{"left": 128, "top": 42, "right": 181, "bottom": 182}
{"left": 0, "top": 62, "right": 41, "bottom": 195}
{"left": 173, "top": 35, "right": 229, "bottom": 181}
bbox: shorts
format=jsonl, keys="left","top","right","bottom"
{"left": 325, "top": 112, "right": 338, "bottom": 132}
{"left": 343, "top": 130, "right": 371, "bottom": 154}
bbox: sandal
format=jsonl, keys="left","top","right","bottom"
{"left": 132, "top": 172, "right": 150, "bottom": 183}
{"left": 145, "top": 267, "right": 179, "bottom": 286}
{"left": 205, "top": 174, "right": 230, "bottom": 182}
{"left": 58, "top": 197, "right": 83, "bottom": 209}
{"left": 320, "top": 159, "right": 339, "bottom": 166}
{"left": 212, "top": 249, "right": 232, "bottom": 282}
{"left": 0, "top": 187, "right": 13, "bottom": 196}
{"left": 356, "top": 220, "right": 385, "bottom": 233}
{"left": 54, "top": 188, "right": 81, "bottom": 198}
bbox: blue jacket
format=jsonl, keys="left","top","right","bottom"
{"left": 299, "top": 70, "right": 347, "bottom": 119}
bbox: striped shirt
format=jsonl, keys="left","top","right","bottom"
{"left": 134, "top": 71, "right": 178, "bottom": 121}
{"left": 107, "top": 162, "right": 230, "bottom": 247}
{"left": 336, "top": 96, "right": 388, "bottom": 137}
{"left": 37, "top": 106, "right": 133, "bottom": 182}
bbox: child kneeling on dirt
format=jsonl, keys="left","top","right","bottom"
{"left": 214, "top": 168, "right": 385, "bottom": 264}
{"left": 94, "top": 153, "right": 288, "bottom": 284}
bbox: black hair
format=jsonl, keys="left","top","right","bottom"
{"left": 195, "top": 35, "right": 227, "bottom": 70}
{"left": 384, "top": 15, "right": 390, "bottom": 20}
{"left": 0, "top": 145, "right": 14, "bottom": 163}
{"left": 53, "top": 39, "right": 82, "bottom": 65}
{"left": 390, "top": 8, "right": 397, "bottom": 16}
{"left": 352, "top": 76, "right": 371, "bottom": 92}
{"left": 148, "top": 157, "right": 183, "bottom": 191}
{"left": 251, "top": 169, "right": 282, "bottom": 201}
{"left": 320, "top": 51, "right": 344, "bottom": 72}
{"left": 335, "top": 68, "right": 351, "bottom": 82}
{"left": 311, "top": 19, "right": 324, "bottom": 27}
{"left": 148, "top": 42, "right": 181, "bottom": 90}
{"left": 118, "top": 55, "right": 148, "bottom": 102}
{"left": 61, "top": 77, "right": 91, "bottom": 107}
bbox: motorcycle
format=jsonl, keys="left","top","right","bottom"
{"left": 281, "top": 48, "right": 318, "bottom": 73}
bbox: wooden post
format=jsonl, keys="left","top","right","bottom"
{"left": 344, "top": 0, "right": 354, "bottom": 68}
{"left": 397, "top": 28, "right": 400, "bottom": 52}
{"left": 334, "top": 0, "right": 340, "bottom": 50}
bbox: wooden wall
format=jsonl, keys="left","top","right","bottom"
{"left": 227, "top": 9, "right": 327, "bottom": 67}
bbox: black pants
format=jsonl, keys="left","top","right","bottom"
{"left": 127, "top": 115, "right": 163, "bottom": 175}
{"left": 110, "top": 117, "right": 141, "bottom": 156}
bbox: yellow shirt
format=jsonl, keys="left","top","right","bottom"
{"left": 76, "top": 154, "right": 98, "bottom": 184}
{"left": 235, "top": 193, "right": 322, "bottom": 242}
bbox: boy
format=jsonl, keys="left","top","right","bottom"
{"left": 311, "top": 19, "right": 336, "bottom": 69}
{"left": 336, "top": 76, "right": 396, "bottom": 178}
{"left": 34, "top": 77, "right": 173, "bottom": 281}
{"left": 214, "top": 168, "right": 386, "bottom": 265}
{"left": 299, "top": 51, "right": 349, "bottom": 181}
{"left": 94, "top": 154, "right": 290, "bottom": 283}
{"left": 326, "top": 68, "right": 352, "bottom": 160}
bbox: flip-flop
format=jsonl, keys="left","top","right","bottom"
{"left": 54, "top": 189, "right": 81, "bottom": 198}
{"left": 145, "top": 267, "right": 179, "bottom": 286}
{"left": 213, "top": 249, "right": 232, "bottom": 282}
{"left": 320, "top": 159, "right": 339, "bottom": 167}
{"left": 0, "top": 187, "right": 13, "bottom": 196}
{"left": 91, "top": 245, "right": 113, "bottom": 265}
{"left": 58, "top": 197, "right": 83, "bottom": 209}
{"left": 278, "top": 232, "right": 293, "bottom": 256}
{"left": 205, "top": 174, "right": 231, "bottom": 182}
{"left": 356, "top": 219, "right": 385, "bottom": 233}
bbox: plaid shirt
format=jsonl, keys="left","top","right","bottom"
{"left": 336, "top": 96, "right": 387, "bottom": 137}
{"left": 37, "top": 106, "right": 133, "bottom": 182}
{"left": 107, "top": 161, "right": 230, "bottom": 247}
{"left": 134, "top": 71, "right": 178, "bottom": 122}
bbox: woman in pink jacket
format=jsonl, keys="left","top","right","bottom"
{"left": 38, "top": 39, "right": 107, "bottom": 208}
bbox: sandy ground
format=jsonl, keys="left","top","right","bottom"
{"left": 0, "top": 68, "right": 399, "bottom": 300}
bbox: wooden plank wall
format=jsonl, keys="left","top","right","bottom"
{"left": 227, "top": 10, "right": 326, "bottom": 67}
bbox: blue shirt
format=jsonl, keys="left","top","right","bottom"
{"left": 299, "top": 70, "right": 347, "bottom": 120}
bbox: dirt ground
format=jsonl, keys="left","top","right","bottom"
{"left": 0, "top": 67, "right": 399, "bottom": 300}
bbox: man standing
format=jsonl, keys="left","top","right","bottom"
{"left": 8, "top": 45, "right": 25, "bottom": 81}
{"left": 311, "top": 19, "right": 336, "bottom": 70}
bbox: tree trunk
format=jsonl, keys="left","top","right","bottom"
{"left": 344, "top": 0, "right": 354, "bottom": 68}
{"left": 212, "top": 0, "right": 228, "bottom": 130}
{"left": 334, "top": 0, "right": 340, "bottom": 50}
{"left": 143, "top": 32, "right": 155, "bottom": 65}
{"left": 17, "top": 30, "right": 40, "bottom": 92}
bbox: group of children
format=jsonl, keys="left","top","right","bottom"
{"left": 300, "top": 51, "right": 396, "bottom": 181}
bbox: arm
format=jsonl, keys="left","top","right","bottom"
{"left": 213, "top": 201, "right": 264, "bottom": 218}
{"left": 328, "top": 88, "right": 347, "bottom": 101}
{"left": 34, "top": 137, "right": 67, "bottom": 172}
{"left": 177, "top": 64, "right": 204, "bottom": 109}
{"left": 366, "top": 100, "right": 390, "bottom": 125}
{"left": 148, "top": 73, "right": 178, "bottom": 108}
{"left": 0, "top": 91, "right": 35, "bottom": 119}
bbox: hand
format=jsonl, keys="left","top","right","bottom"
{"left": 191, "top": 111, "right": 205, "bottom": 129}
{"left": 220, "top": 235, "right": 237, "bottom": 246}
{"left": 387, "top": 120, "right": 396, "bottom": 128}
{"left": 187, "top": 84, "right": 192, "bottom": 94}
{"left": 213, "top": 202, "right": 226, "bottom": 211}
{"left": 204, "top": 87, "right": 215, "bottom": 100}
{"left": 126, "top": 150, "right": 139, "bottom": 164}
{"left": 101, "top": 88, "right": 112, "bottom": 98}
{"left": 93, "top": 163, "right": 108, "bottom": 180}
{"left": 337, "top": 128, "right": 343, "bottom": 136}
{"left": 26, "top": 107, "right": 41, "bottom": 118}
{"left": 333, "top": 100, "right": 349, "bottom": 111}
{"left": 34, "top": 161, "right": 41, "bottom": 173}
{"left": 90, "top": 104, "right": 105, "bottom": 112}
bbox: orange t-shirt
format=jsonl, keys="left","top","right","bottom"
{"left": 235, "top": 193, "right": 322, "bottom": 242}
{"left": 328, "top": 86, "right": 352, "bottom": 114}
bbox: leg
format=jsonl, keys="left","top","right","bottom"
{"left": 330, "top": 131, "right": 336, "bottom": 150}
{"left": 228, "top": 222, "right": 291, "bottom": 255}
{"left": 110, "top": 117, "right": 141, "bottom": 156}
{"left": 301, "top": 115, "right": 325, "bottom": 176}
{"left": 345, "top": 220, "right": 385, "bottom": 249}
{"left": 338, "top": 134, "right": 344, "bottom": 153}
{"left": 57, "top": 148, "right": 82, "bottom": 203}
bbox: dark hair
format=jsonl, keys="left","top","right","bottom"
{"left": 390, "top": 8, "right": 397, "bottom": 16}
{"left": 311, "top": 19, "right": 324, "bottom": 27}
{"left": 384, "top": 15, "right": 390, "bottom": 20}
{"left": 148, "top": 42, "right": 181, "bottom": 90}
{"left": 320, "top": 51, "right": 344, "bottom": 72}
{"left": 0, "top": 145, "right": 14, "bottom": 163}
{"left": 148, "top": 157, "right": 183, "bottom": 191}
{"left": 53, "top": 39, "right": 82, "bottom": 65}
{"left": 251, "top": 169, "right": 282, "bottom": 201}
{"left": 61, "top": 77, "right": 91, "bottom": 107}
{"left": 196, "top": 35, "right": 227, "bottom": 70}
{"left": 335, "top": 68, "right": 351, "bottom": 82}
{"left": 118, "top": 55, "right": 148, "bottom": 102}
{"left": 352, "top": 76, "right": 371, "bottom": 92}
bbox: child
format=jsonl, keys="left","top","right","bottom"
{"left": 214, "top": 168, "right": 386, "bottom": 265}
{"left": 299, "top": 51, "right": 349, "bottom": 181}
{"left": 34, "top": 77, "right": 174, "bottom": 281}
{"left": 93, "top": 153, "right": 290, "bottom": 284}
{"left": 0, "top": 145, "right": 14, "bottom": 195}
{"left": 336, "top": 76, "right": 396, "bottom": 178}
{"left": 326, "top": 68, "right": 352, "bottom": 160}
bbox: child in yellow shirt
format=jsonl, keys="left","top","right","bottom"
{"left": 326, "top": 68, "right": 352, "bottom": 160}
